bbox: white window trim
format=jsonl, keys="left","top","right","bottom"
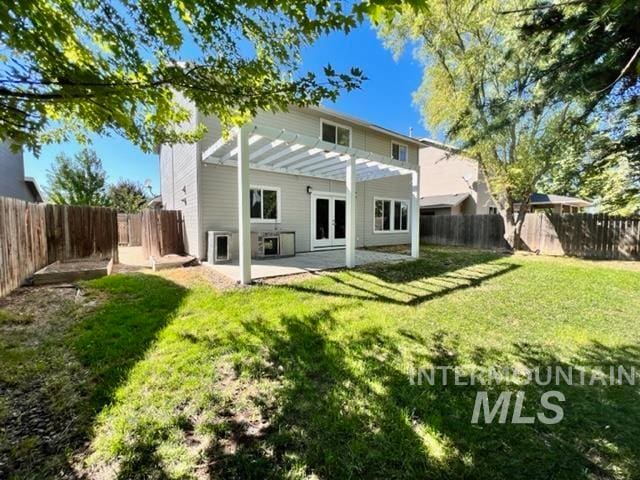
{"left": 249, "top": 185, "right": 282, "bottom": 223}
{"left": 373, "top": 196, "right": 410, "bottom": 234}
{"left": 320, "top": 118, "right": 352, "bottom": 147}
{"left": 391, "top": 141, "right": 409, "bottom": 162}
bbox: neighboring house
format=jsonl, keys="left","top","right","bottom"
{"left": 147, "top": 195, "right": 163, "bottom": 209}
{"left": 417, "top": 142, "right": 590, "bottom": 216}
{"left": 0, "top": 141, "right": 44, "bottom": 203}
{"left": 159, "top": 102, "right": 423, "bottom": 283}
{"left": 418, "top": 140, "right": 496, "bottom": 215}
{"left": 514, "top": 193, "right": 591, "bottom": 214}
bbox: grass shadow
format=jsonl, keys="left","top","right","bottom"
{"left": 205, "top": 308, "right": 437, "bottom": 479}
{"left": 72, "top": 273, "right": 188, "bottom": 410}
{"left": 207, "top": 313, "right": 640, "bottom": 479}
{"left": 0, "top": 273, "right": 187, "bottom": 479}
{"left": 286, "top": 248, "right": 519, "bottom": 306}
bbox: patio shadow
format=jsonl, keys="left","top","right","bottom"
{"left": 285, "top": 250, "right": 518, "bottom": 306}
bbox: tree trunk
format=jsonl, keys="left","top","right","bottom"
{"left": 501, "top": 207, "right": 518, "bottom": 250}
{"left": 500, "top": 198, "right": 530, "bottom": 251}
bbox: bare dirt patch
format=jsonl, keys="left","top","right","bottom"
{"left": 0, "top": 284, "right": 104, "bottom": 479}
{"left": 156, "top": 265, "right": 237, "bottom": 290}
{"left": 0, "top": 284, "right": 81, "bottom": 331}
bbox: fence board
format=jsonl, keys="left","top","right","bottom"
{"left": 420, "top": 212, "right": 640, "bottom": 260}
{"left": 0, "top": 198, "right": 118, "bottom": 298}
{"left": 141, "top": 209, "right": 184, "bottom": 259}
{"left": 117, "top": 213, "right": 143, "bottom": 246}
{"left": 420, "top": 214, "right": 507, "bottom": 250}
{"left": 521, "top": 213, "right": 639, "bottom": 260}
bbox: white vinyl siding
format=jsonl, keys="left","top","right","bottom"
{"left": 191, "top": 107, "right": 417, "bottom": 258}
{"left": 248, "top": 108, "right": 419, "bottom": 164}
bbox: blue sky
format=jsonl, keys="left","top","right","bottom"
{"left": 24, "top": 22, "right": 428, "bottom": 194}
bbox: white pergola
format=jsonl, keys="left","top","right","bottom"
{"left": 202, "top": 123, "right": 420, "bottom": 284}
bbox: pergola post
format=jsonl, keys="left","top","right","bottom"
{"left": 411, "top": 169, "right": 420, "bottom": 258}
{"left": 237, "top": 123, "right": 252, "bottom": 284}
{"left": 346, "top": 155, "right": 357, "bottom": 268}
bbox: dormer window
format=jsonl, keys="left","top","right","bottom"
{"left": 392, "top": 142, "right": 408, "bottom": 162}
{"left": 321, "top": 120, "right": 351, "bottom": 147}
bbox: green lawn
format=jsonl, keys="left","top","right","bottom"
{"left": 1, "top": 246, "right": 640, "bottom": 479}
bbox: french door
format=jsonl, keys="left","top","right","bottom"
{"left": 311, "top": 193, "right": 346, "bottom": 249}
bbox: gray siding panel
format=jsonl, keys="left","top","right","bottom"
{"left": 202, "top": 107, "right": 420, "bottom": 168}
{"left": 159, "top": 145, "right": 174, "bottom": 209}
{"left": 0, "top": 142, "right": 34, "bottom": 202}
{"left": 166, "top": 107, "right": 420, "bottom": 259}
{"left": 199, "top": 165, "right": 412, "bottom": 257}
{"left": 200, "top": 165, "right": 344, "bottom": 254}
{"left": 159, "top": 142, "right": 199, "bottom": 256}
{"left": 158, "top": 94, "right": 201, "bottom": 257}
{"left": 359, "top": 174, "right": 412, "bottom": 247}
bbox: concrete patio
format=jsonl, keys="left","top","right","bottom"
{"left": 205, "top": 248, "right": 414, "bottom": 282}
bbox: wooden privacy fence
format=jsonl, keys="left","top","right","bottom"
{"left": 520, "top": 213, "right": 640, "bottom": 259}
{"left": 141, "top": 209, "right": 184, "bottom": 258}
{"left": 420, "top": 214, "right": 507, "bottom": 249}
{"left": 420, "top": 212, "right": 640, "bottom": 260}
{"left": 0, "top": 198, "right": 47, "bottom": 298}
{"left": 117, "top": 213, "right": 142, "bottom": 246}
{"left": 0, "top": 197, "right": 118, "bottom": 297}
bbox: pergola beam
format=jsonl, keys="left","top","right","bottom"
{"left": 201, "top": 127, "right": 238, "bottom": 161}
{"left": 249, "top": 137, "right": 286, "bottom": 162}
{"left": 202, "top": 122, "right": 419, "bottom": 182}
{"left": 306, "top": 158, "right": 349, "bottom": 176}
{"left": 271, "top": 146, "right": 322, "bottom": 169}
{"left": 203, "top": 157, "right": 344, "bottom": 182}
{"left": 286, "top": 150, "right": 342, "bottom": 172}
{"left": 220, "top": 134, "right": 261, "bottom": 163}
{"left": 254, "top": 142, "right": 305, "bottom": 166}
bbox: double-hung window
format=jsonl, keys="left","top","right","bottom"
{"left": 391, "top": 142, "right": 408, "bottom": 162}
{"left": 374, "top": 198, "right": 409, "bottom": 233}
{"left": 250, "top": 186, "right": 280, "bottom": 223}
{"left": 321, "top": 120, "right": 351, "bottom": 147}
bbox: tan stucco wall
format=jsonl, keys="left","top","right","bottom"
{"left": 419, "top": 146, "right": 496, "bottom": 214}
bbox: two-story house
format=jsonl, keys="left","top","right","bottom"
{"left": 418, "top": 140, "right": 496, "bottom": 215}
{"left": 159, "top": 103, "right": 423, "bottom": 283}
{"left": 418, "top": 140, "right": 590, "bottom": 215}
{"left": 0, "top": 142, "right": 44, "bottom": 203}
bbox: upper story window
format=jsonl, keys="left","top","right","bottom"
{"left": 391, "top": 142, "right": 408, "bottom": 162}
{"left": 250, "top": 186, "right": 280, "bottom": 223}
{"left": 321, "top": 120, "right": 351, "bottom": 147}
